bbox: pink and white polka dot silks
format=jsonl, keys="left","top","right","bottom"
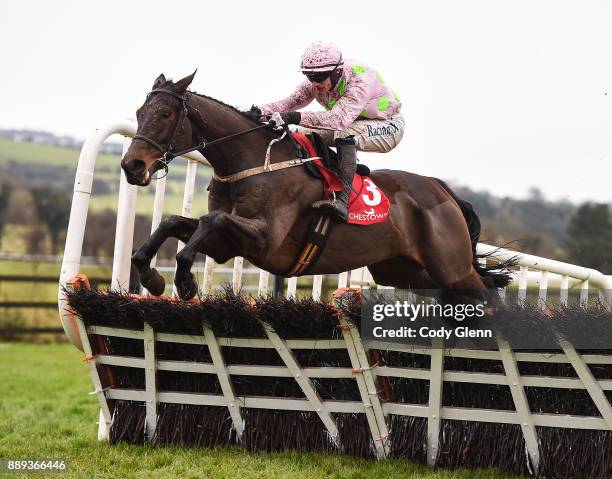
{"left": 260, "top": 59, "right": 402, "bottom": 131}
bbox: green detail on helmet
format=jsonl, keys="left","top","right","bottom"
{"left": 337, "top": 79, "right": 347, "bottom": 96}
{"left": 393, "top": 90, "right": 401, "bottom": 102}
{"left": 326, "top": 98, "right": 337, "bottom": 110}
{"left": 376, "top": 71, "right": 385, "bottom": 84}
{"left": 378, "top": 96, "right": 389, "bottom": 112}
{"left": 352, "top": 65, "right": 367, "bottom": 75}
{"left": 360, "top": 109, "right": 368, "bottom": 118}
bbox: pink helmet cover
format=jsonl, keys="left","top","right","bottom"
{"left": 300, "top": 41, "right": 343, "bottom": 72}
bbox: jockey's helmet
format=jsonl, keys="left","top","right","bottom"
{"left": 300, "top": 41, "right": 343, "bottom": 74}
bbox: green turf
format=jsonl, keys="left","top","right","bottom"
{"left": 0, "top": 139, "right": 119, "bottom": 169}
{"left": 0, "top": 343, "right": 522, "bottom": 479}
{"left": 94, "top": 191, "right": 208, "bottom": 217}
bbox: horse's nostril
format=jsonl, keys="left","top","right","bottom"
{"left": 128, "top": 159, "right": 147, "bottom": 176}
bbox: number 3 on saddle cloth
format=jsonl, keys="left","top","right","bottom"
{"left": 286, "top": 132, "right": 390, "bottom": 276}
{"left": 291, "top": 132, "right": 390, "bottom": 225}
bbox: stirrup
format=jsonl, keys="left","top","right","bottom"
{"left": 312, "top": 202, "right": 348, "bottom": 221}
{"left": 312, "top": 191, "right": 339, "bottom": 210}
{"left": 311, "top": 192, "right": 348, "bottom": 221}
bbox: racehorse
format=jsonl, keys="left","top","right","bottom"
{"left": 121, "top": 72, "right": 513, "bottom": 303}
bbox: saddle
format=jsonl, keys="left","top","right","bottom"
{"left": 285, "top": 132, "right": 390, "bottom": 276}
{"left": 290, "top": 132, "right": 371, "bottom": 180}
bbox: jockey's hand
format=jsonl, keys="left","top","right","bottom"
{"left": 269, "top": 111, "right": 301, "bottom": 128}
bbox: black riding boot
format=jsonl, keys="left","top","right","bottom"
{"left": 312, "top": 136, "right": 357, "bottom": 222}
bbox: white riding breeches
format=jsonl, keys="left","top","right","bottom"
{"left": 298, "top": 114, "right": 404, "bottom": 153}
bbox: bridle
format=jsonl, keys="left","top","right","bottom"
{"left": 131, "top": 88, "right": 321, "bottom": 183}
{"left": 133, "top": 88, "right": 273, "bottom": 179}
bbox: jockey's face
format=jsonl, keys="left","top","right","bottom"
{"left": 313, "top": 77, "right": 332, "bottom": 93}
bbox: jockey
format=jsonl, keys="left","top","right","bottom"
{"left": 256, "top": 41, "right": 404, "bottom": 221}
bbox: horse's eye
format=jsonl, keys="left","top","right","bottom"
{"left": 160, "top": 111, "right": 171, "bottom": 119}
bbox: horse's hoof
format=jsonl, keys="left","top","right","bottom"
{"left": 142, "top": 268, "right": 165, "bottom": 296}
{"left": 175, "top": 273, "right": 198, "bottom": 301}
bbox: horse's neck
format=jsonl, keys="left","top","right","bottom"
{"left": 190, "top": 96, "right": 281, "bottom": 177}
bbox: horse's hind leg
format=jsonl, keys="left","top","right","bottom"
{"left": 132, "top": 215, "right": 199, "bottom": 295}
{"left": 418, "top": 203, "right": 490, "bottom": 305}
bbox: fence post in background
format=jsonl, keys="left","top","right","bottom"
{"left": 232, "top": 257, "right": 244, "bottom": 292}
{"left": 142, "top": 175, "right": 167, "bottom": 295}
{"left": 201, "top": 256, "right": 216, "bottom": 295}
{"left": 258, "top": 270, "right": 270, "bottom": 296}
{"left": 538, "top": 270, "right": 549, "bottom": 310}
{"left": 312, "top": 275, "right": 323, "bottom": 301}
{"left": 517, "top": 266, "right": 528, "bottom": 304}
{"left": 560, "top": 275, "right": 569, "bottom": 307}
{"left": 286, "top": 277, "right": 298, "bottom": 299}
{"left": 172, "top": 159, "right": 198, "bottom": 297}
{"left": 580, "top": 280, "right": 589, "bottom": 308}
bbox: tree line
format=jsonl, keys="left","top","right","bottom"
{"left": 0, "top": 183, "right": 178, "bottom": 260}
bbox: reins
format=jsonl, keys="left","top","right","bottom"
{"left": 212, "top": 131, "right": 321, "bottom": 183}
{"left": 133, "top": 88, "right": 319, "bottom": 182}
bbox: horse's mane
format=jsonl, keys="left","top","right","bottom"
{"left": 158, "top": 79, "right": 265, "bottom": 127}
{"left": 189, "top": 91, "right": 256, "bottom": 121}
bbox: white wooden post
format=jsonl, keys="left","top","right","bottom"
{"left": 286, "top": 277, "right": 298, "bottom": 299}
{"left": 232, "top": 257, "right": 244, "bottom": 292}
{"left": 427, "top": 339, "right": 444, "bottom": 466}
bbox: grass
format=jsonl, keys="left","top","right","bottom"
{"left": 93, "top": 191, "right": 208, "bottom": 217}
{"left": 0, "top": 139, "right": 119, "bottom": 170}
{"left": 0, "top": 343, "right": 520, "bottom": 479}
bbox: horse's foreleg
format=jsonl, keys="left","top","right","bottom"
{"left": 172, "top": 216, "right": 215, "bottom": 301}
{"left": 173, "top": 211, "right": 268, "bottom": 300}
{"left": 132, "top": 215, "right": 199, "bottom": 295}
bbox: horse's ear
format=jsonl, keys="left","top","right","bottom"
{"left": 174, "top": 70, "right": 197, "bottom": 94}
{"left": 152, "top": 73, "right": 166, "bottom": 90}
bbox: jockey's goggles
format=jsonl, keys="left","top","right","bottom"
{"left": 303, "top": 71, "right": 332, "bottom": 83}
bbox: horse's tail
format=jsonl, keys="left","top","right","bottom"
{"left": 433, "top": 178, "right": 516, "bottom": 288}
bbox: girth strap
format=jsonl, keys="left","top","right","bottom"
{"left": 286, "top": 214, "right": 333, "bottom": 277}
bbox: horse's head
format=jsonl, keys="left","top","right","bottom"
{"left": 121, "top": 72, "right": 197, "bottom": 186}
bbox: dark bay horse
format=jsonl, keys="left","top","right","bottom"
{"left": 121, "top": 72, "right": 512, "bottom": 302}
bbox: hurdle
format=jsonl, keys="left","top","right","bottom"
{"left": 58, "top": 120, "right": 612, "bottom": 478}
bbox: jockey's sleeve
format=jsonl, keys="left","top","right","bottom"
{"left": 260, "top": 81, "right": 316, "bottom": 116}
{"left": 300, "top": 74, "right": 370, "bottom": 131}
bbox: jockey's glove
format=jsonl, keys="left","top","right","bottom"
{"left": 269, "top": 111, "right": 301, "bottom": 127}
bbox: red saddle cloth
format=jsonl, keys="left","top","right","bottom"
{"left": 291, "top": 133, "right": 390, "bottom": 225}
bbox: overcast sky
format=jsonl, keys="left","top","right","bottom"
{"left": 0, "top": 0, "right": 610, "bottom": 203}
